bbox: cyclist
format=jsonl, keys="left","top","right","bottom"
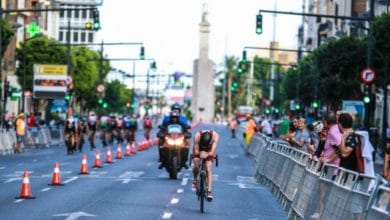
{"left": 123, "top": 114, "right": 138, "bottom": 144}
{"left": 192, "top": 130, "right": 219, "bottom": 201}
{"left": 115, "top": 115, "right": 124, "bottom": 143}
{"left": 64, "top": 115, "right": 77, "bottom": 154}
{"left": 109, "top": 114, "right": 117, "bottom": 144}
{"left": 143, "top": 114, "right": 152, "bottom": 140}
{"left": 87, "top": 112, "right": 98, "bottom": 150}
{"left": 99, "top": 114, "right": 110, "bottom": 147}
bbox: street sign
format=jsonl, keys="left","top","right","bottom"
{"left": 33, "top": 64, "right": 67, "bottom": 99}
{"left": 359, "top": 67, "right": 376, "bottom": 84}
{"left": 97, "top": 84, "right": 105, "bottom": 93}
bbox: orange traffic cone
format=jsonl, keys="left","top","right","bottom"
{"left": 105, "top": 147, "right": 113, "bottom": 163}
{"left": 93, "top": 150, "right": 103, "bottom": 168}
{"left": 16, "top": 171, "right": 35, "bottom": 199}
{"left": 125, "top": 143, "right": 131, "bottom": 156}
{"left": 131, "top": 142, "right": 136, "bottom": 154}
{"left": 138, "top": 141, "right": 144, "bottom": 151}
{"left": 116, "top": 144, "right": 123, "bottom": 159}
{"left": 49, "top": 162, "right": 64, "bottom": 186}
{"left": 79, "top": 154, "right": 89, "bottom": 174}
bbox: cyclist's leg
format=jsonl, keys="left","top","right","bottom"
{"left": 205, "top": 160, "right": 213, "bottom": 195}
{"left": 192, "top": 157, "right": 200, "bottom": 185}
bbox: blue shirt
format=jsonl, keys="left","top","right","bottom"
{"left": 162, "top": 115, "right": 189, "bottom": 128}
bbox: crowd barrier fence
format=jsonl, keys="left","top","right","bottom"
{"left": 236, "top": 125, "right": 390, "bottom": 219}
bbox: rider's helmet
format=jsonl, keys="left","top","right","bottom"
{"left": 171, "top": 103, "right": 182, "bottom": 114}
{"left": 169, "top": 110, "right": 180, "bottom": 123}
{"left": 199, "top": 131, "right": 213, "bottom": 150}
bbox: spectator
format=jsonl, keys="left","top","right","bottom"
{"left": 259, "top": 115, "right": 273, "bottom": 137}
{"left": 384, "top": 127, "right": 390, "bottom": 180}
{"left": 27, "top": 113, "right": 35, "bottom": 129}
{"left": 280, "top": 122, "right": 296, "bottom": 144}
{"left": 307, "top": 123, "right": 320, "bottom": 155}
{"left": 244, "top": 114, "right": 257, "bottom": 145}
{"left": 3, "top": 110, "right": 12, "bottom": 131}
{"left": 229, "top": 117, "right": 237, "bottom": 139}
{"left": 288, "top": 118, "right": 310, "bottom": 152}
{"left": 15, "top": 113, "right": 26, "bottom": 153}
{"left": 278, "top": 116, "right": 291, "bottom": 137}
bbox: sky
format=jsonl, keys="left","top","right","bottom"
{"left": 97, "top": 0, "right": 304, "bottom": 86}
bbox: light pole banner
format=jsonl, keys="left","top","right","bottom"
{"left": 33, "top": 64, "right": 68, "bottom": 99}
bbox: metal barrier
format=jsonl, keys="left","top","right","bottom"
{"left": 239, "top": 131, "right": 390, "bottom": 220}
{"left": 0, "top": 126, "right": 64, "bottom": 156}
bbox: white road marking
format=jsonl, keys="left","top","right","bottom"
{"left": 181, "top": 177, "right": 188, "bottom": 186}
{"left": 52, "top": 211, "right": 96, "bottom": 220}
{"left": 41, "top": 187, "right": 51, "bottom": 192}
{"left": 162, "top": 212, "right": 173, "bottom": 219}
{"left": 237, "top": 176, "right": 255, "bottom": 183}
{"left": 0, "top": 166, "right": 5, "bottom": 169}
{"left": 14, "top": 199, "right": 24, "bottom": 203}
{"left": 170, "top": 198, "right": 179, "bottom": 204}
{"left": 177, "top": 189, "right": 184, "bottom": 193}
{"left": 4, "top": 178, "right": 22, "bottom": 183}
{"left": 213, "top": 174, "right": 219, "bottom": 181}
{"left": 229, "top": 154, "right": 238, "bottom": 159}
{"left": 63, "top": 176, "right": 78, "bottom": 184}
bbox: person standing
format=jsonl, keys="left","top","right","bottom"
{"left": 15, "top": 113, "right": 26, "bottom": 154}
{"left": 229, "top": 117, "right": 237, "bottom": 138}
{"left": 288, "top": 118, "right": 310, "bottom": 152}
{"left": 244, "top": 114, "right": 257, "bottom": 145}
{"left": 259, "top": 115, "right": 273, "bottom": 137}
{"left": 3, "top": 110, "right": 12, "bottom": 131}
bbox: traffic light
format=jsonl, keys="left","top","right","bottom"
{"left": 231, "top": 81, "right": 238, "bottom": 91}
{"left": 295, "top": 103, "right": 301, "bottom": 110}
{"left": 92, "top": 9, "right": 100, "bottom": 30}
{"left": 274, "top": 108, "right": 280, "bottom": 114}
{"left": 363, "top": 85, "right": 370, "bottom": 104}
{"left": 242, "top": 50, "right": 247, "bottom": 63}
{"left": 131, "top": 103, "right": 135, "bottom": 109}
{"left": 140, "top": 46, "right": 145, "bottom": 60}
{"left": 311, "top": 100, "right": 319, "bottom": 108}
{"left": 144, "top": 104, "right": 151, "bottom": 110}
{"left": 103, "top": 102, "right": 108, "bottom": 109}
{"left": 265, "top": 108, "right": 270, "bottom": 114}
{"left": 85, "top": 22, "right": 92, "bottom": 30}
{"left": 256, "top": 14, "right": 263, "bottom": 35}
{"left": 98, "top": 97, "right": 103, "bottom": 105}
{"left": 65, "top": 94, "right": 71, "bottom": 101}
{"left": 150, "top": 61, "right": 157, "bottom": 70}
{"left": 238, "top": 61, "right": 247, "bottom": 73}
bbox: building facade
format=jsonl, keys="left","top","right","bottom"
{"left": 57, "top": 0, "right": 102, "bottom": 44}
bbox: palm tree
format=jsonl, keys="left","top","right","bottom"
{"left": 221, "top": 55, "right": 239, "bottom": 118}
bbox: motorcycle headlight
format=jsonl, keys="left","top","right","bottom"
{"left": 166, "top": 138, "right": 175, "bottom": 145}
{"left": 174, "top": 138, "right": 184, "bottom": 146}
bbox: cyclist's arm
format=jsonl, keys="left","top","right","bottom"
{"left": 208, "top": 133, "right": 219, "bottom": 157}
{"left": 193, "top": 133, "right": 200, "bottom": 156}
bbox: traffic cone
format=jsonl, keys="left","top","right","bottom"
{"left": 93, "top": 150, "right": 103, "bottom": 168}
{"left": 105, "top": 147, "right": 113, "bottom": 163}
{"left": 125, "top": 143, "right": 131, "bottom": 156}
{"left": 79, "top": 154, "right": 89, "bottom": 174}
{"left": 138, "top": 141, "right": 144, "bottom": 151}
{"left": 49, "top": 162, "right": 64, "bottom": 186}
{"left": 116, "top": 144, "right": 123, "bottom": 159}
{"left": 131, "top": 142, "right": 136, "bottom": 154}
{"left": 16, "top": 171, "right": 35, "bottom": 199}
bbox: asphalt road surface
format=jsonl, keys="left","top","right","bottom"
{"left": 0, "top": 124, "right": 286, "bottom": 220}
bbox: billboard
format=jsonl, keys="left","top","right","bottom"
{"left": 33, "top": 64, "right": 67, "bottom": 99}
{"left": 342, "top": 100, "right": 365, "bottom": 128}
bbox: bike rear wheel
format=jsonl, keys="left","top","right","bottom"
{"left": 199, "top": 173, "right": 206, "bottom": 213}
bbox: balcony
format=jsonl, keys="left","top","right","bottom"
{"left": 60, "top": 0, "right": 103, "bottom": 6}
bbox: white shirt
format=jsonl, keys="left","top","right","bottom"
{"left": 260, "top": 119, "right": 272, "bottom": 135}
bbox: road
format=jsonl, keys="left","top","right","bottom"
{"left": 0, "top": 124, "right": 286, "bottom": 220}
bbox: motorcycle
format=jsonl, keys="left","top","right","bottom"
{"left": 159, "top": 124, "right": 191, "bottom": 179}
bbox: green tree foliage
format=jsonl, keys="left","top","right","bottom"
{"left": 372, "top": 13, "right": 390, "bottom": 85}
{"left": 103, "top": 80, "right": 133, "bottom": 114}
{"left": 15, "top": 37, "right": 67, "bottom": 91}
{"left": 1, "top": 19, "right": 14, "bottom": 57}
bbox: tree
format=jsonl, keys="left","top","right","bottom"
{"left": 103, "top": 80, "right": 133, "bottom": 114}
{"left": 221, "top": 55, "right": 239, "bottom": 117}
{"left": 1, "top": 19, "right": 14, "bottom": 57}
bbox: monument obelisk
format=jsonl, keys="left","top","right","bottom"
{"left": 192, "top": 2, "right": 215, "bottom": 123}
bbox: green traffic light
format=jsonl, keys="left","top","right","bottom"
{"left": 131, "top": 103, "right": 135, "bottom": 109}
{"left": 274, "top": 108, "right": 280, "bottom": 113}
{"left": 103, "top": 102, "right": 108, "bottom": 108}
{"left": 237, "top": 68, "right": 243, "bottom": 73}
{"left": 256, "top": 28, "right": 262, "bottom": 34}
{"left": 233, "top": 82, "right": 238, "bottom": 87}
{"left": 312, "top": 101, "right": 319, "bottom": 108}
{"left": 363, "top": 96, "right": 370, "bottom": 104}
{"left": 265, "top": 109, "right": 270, "bottom": 114}
{"left": 98, "top": 98, "right": 103, "bottom": 104}
{"left": 65, "top": 95, "right": 71, "bottom": 101}
{"left": 93, "top": 22, "right": 100, "bottom": 30}
{"left": 295, "top": 104, "right": 301, "bottom": 110}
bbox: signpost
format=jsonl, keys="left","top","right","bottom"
{"left": 359, "top": 67, "right": 376, "bottom": 84}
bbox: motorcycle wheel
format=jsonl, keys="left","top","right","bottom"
{"left": 169, "top": 156, "right": 178, "bottom": 179}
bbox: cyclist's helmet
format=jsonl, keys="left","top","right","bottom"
{"left": 199, "top": 131, "right": 213, "bottom": 150}
{"left": 171, "top": 103, "right": 182, "bottom": 114}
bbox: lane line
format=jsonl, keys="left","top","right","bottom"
{"left": 63, "top": 176, "right": 78, "bottom": 184}
{"left": 14, "top": 199, "right": 24, "bottom": 203}
{"left": 181, "top": 177, "right": 188, "bottom": 186}
{"left": 41, "top": 187, "right": 51, "bottom": 192}
{"left": 162, "top": 212, "right": 172, "bottom": 219}
{"left": 0, "top": 166, "right": 5, "bottom": 169}
{"left": 170, "top": 198, "right": 179, "bottom": 204}
{"left": 177, "top": 189, "right": 184, "bottom": 193}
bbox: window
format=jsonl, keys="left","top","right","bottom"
{"left": 75, "top": 8, "right": 80, "bottom": 18}
{"left": 59, "top": 31, "right": 64, "bottom": 41}
{"left": 335, "top": 4, "right": 339, "bottom": 26}
{"left": 82, "top": 10, "right": 87, "bottom": 19}
{"left": 67, "top": 6, "right": 72, "bottom": 18}
{"left": 89, "top": 10, "right": 94, "bottom": 19}
{"left": 88, "top": 32, "right": 94, "bottom": 43}
{"left": 60, "top": 10, "right": 64, "bottom": 18}
{"left": 73, "top": 32, "right": 79, "bottom": 42}
{"left": 81, "top": 32, "right": 86, "bottom": 42}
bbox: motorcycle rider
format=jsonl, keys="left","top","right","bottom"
{"left": 158, "top": 110, "right": 190, "bottom": 169}
{"left": 161, "top": 103, "right": 189, "bottom": 127}
{"left": 192, "top": 130, "right": 219, "bottom": 201}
